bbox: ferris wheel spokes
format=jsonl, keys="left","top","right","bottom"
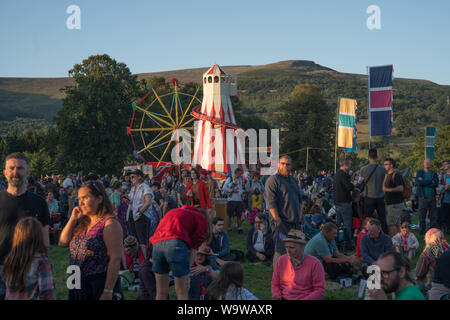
{"left": 151, "top": 87, "right": 176, "bottom": 126}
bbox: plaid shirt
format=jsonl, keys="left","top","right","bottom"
{"left": 5, "top": 253, "right": 56, "bottom": 300}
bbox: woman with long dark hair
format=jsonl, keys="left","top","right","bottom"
{"left": 185, "top": 168, "right": 212, "bottom": 212}
{"left": 205, "top": 261, "right": 258, "bottom": 300}
{"left": 59, "top": 181, "right": 123, "bottom": 300}
{"left": 3, "top": 217, "right": 55, "bottom": 300}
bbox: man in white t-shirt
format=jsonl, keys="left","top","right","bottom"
{"left": 62, "top": 173, "right": 74, "bottom": 189}
{"left": 127, "top": 169, "right": 154, "bottom": 245}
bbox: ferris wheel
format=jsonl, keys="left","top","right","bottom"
{"left": 127, "top": 79, "right": 202, "bottom": 166}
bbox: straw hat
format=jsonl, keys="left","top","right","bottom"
{"left": 124, "top": 235, "right": 138, "bottom": 255}
{"left": 283, "top": 229, "right": 307, "bottom": 245}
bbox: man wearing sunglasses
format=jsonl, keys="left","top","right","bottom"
{"left": 266, "top": 155, "right": 303, "bottom": 266}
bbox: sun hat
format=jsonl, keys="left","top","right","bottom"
{"left": 128, "top": 169, "right": 144, "bottom": 177}
{"left": 124, "top": 235, "right": 138, "bottom": 255}
{"left": 283, "top": 229, "right": 307, "bottom": 245}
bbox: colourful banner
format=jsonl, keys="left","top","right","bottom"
{"left": 338, "top": 97, "right": 357, "bottom": 149}
{"left": 369, "top": 65, "right": 393, "bottom": 137}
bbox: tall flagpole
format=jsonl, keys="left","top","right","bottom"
{"left": 334, "top": 97, "right": 339, "bottom": 173}
{"left": 368, "top": 66, "right": 371, "bottom": 150}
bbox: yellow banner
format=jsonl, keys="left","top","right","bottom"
{"left": 339, "top": 98, "right": 357, "bottom": 115}
{"left": 338, "top": 127, "right": 354, "bottom": 148}
{"left": 337, "top": 98, "right": 357, "bottom": 148}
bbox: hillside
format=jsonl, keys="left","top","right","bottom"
{"left": 1, "top": 60, "right": 448, "bottom": 138}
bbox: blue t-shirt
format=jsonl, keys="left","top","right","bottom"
{"left": 304, "top": 231, "right": 338, "bottom": 263}
{"left": 444, "top": 174, "right": 450, "bottom": 204}
{"left": 423, "top": 171, "right": 435, "bottom": 198}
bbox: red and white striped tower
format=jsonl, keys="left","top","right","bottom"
{"left": 191, "top": 65, "right": 245, "bottom": 177}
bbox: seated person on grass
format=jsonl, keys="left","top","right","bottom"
{"left": 355, "top": 217, "right": 371, "bottom": 259}
{"left": 188, "top": 244, "right": 219, "bottom": 300}
{"left": 246, "top": 212, "right": 274, "bottom": 265}
{"left": 271, "top": 229, "right": 325, "bottom": 300}
{"left": 121, "top": 235, "right": 148, "bottom": 273}
{"left": 304, "top": 212, "right": 324, "bottom": 239}
{"left": 360, "top": 218, "right": 395, "bottom": 269}
{"left": 368, "top": 251, "right": 425, "bottom": 300}
{"left": 429, "top": 250, "right": 450, "bottom": 300}
{"left": 208, "top": 217, "right": 231, "bottom": 268}
{"left": 392, "top": 221, "right": 419, "bottom": 261}
{"left": 304, "top": 222, "right": 359, "bottom": 280}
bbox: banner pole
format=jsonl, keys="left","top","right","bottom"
{"left": 368, "top": 66, "right": 371, "bottom": 150}
{"left": 334, "top": 97, "right": 339, "bottom": 173}
{"left": 306, "top": 146, "right": 309, "bottom": 173}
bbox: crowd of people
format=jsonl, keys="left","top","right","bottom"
{"left": 0, "top": 150, "right": 449, "bottom": 300}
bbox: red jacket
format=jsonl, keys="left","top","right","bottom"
{"left": 185, "top": 179, "right": 212, "bottom": 209}
{"left": 149, "top": 205, "right": 209, "bottom": 250}
{"left": 121, "top": 245, "right": 147, "bottom": 271}
{"left": 356, "top": 229, "right": 368, "bottom": 259}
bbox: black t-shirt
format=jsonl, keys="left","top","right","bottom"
{"left": 154, "top": 191, "right": 163, "bottom": 206}
{"left": 0, "top": 190, "right": 50, "bottom": 264}
{"left": 384, "top": 172, "right": 404, "bottom": 205}
{"left": 164, "top": 194, "right": 178, "bottom": 211}
{"left": 433, "top": 250, "right": 450, "bottom": 287}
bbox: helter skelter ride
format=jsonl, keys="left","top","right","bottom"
{"left": 127, "top": 65, "right": 245, "bottom": 178}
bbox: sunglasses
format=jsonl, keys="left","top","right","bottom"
{"left": 83, "top": 181, "right": 102, "bottom": 194}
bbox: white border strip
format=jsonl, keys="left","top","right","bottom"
{"left": 370, "top": 107, "right": 392, "bottom": 112}
{"left": 369, "top": 86, "right": 392, "bottom": 92}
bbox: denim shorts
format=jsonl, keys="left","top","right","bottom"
{"left": 152, "top": 239, "right": 190, "bottom": 277}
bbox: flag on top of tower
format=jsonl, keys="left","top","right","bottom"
{"left": 368, "top": 65, "right": 394, "bottom": 137}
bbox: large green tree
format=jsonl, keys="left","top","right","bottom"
{"left": 55, "top": 54, "right": 140, "bottom": 174}
{"left": 276, "top": 83, "right": 334, "bottom": 172}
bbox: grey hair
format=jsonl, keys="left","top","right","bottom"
{"left": 339, "top": 158, "right": 351, "bottom": 166}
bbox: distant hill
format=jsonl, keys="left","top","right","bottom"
{"left": 1, "top": 60, "right": 448, "bottom": 138}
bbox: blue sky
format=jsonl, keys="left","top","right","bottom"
{"left": 1, "top": 0, "right": 449, "bottom": 85}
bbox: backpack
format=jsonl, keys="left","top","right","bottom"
{"left": 221, "top": 177, "right": 232, "bottom": 198}
{"left": 229, "top": 250, "right": 245, "bottom": 262}
{"left": 393, "top": 172, "right": 412, "bottom": 200}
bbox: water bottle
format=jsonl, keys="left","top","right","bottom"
{"left": 338, "top": 228, "right": 345, "bottom": 243}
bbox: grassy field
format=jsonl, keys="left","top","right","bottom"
{"left": 49, "top": 210, "right": 444, "bottom": 300}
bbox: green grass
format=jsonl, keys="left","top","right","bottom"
{"left": 48, "top": 211, "right": 446, "bottom": 300}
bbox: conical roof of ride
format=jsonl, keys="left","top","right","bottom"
{"left": 204, "top": 64, "right": 227, "bottom": 76}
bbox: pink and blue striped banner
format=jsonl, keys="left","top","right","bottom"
{"left": 369, "top": 65, "right": 393, "bottom": 137}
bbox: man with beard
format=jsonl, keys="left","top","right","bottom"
{"left": 368, "top": 251, "right": 425, "bottom": 300}
{"left": 0, "top": 152, "right": 50, "bottom": 300}
{"left": 266, "top": 155, "right": 303, "bottom": 266}
{"left": 333, "top": 158, "right": 357, "bottom": 251}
